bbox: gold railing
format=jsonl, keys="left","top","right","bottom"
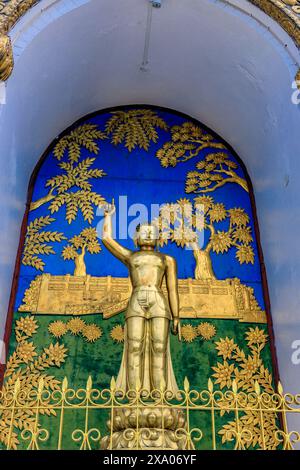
{"left": 0, "top": 377, "right": 300, "bottom": 450}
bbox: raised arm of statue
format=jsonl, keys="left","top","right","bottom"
{"left": 102, "top": 201, "right": 132, "bottom": 265}
{"left": 165, "top": 255, "right": 181, "bottom": 338}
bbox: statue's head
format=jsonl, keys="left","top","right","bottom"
{"left": 134, "top": 223, "right": 159, "bottom": 249}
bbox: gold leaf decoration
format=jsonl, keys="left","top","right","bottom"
{"left": 53, "top": 124, "right": 106, "bottom": 163}
{"left": 181, "top": 324, "right": 198, "bottom": 343}
{"left": 197, "top": 322, "right": 216, "bottom": 340}
{"left": 212, "top": 327, "right": 280, "bottom": 449}
{"left": 22, "top": 216, "right": 66, "bottom": 271}
{"left": 47, "top": 318, "right": 103, "bottom": 343}
{"left": 153, "top": 197, "right": 255, "bottom": 282}
{"left": 31, "top": 156, "right": 106, "bottom": 221}
{"left": 48, "top": 321, "right": 68, "bottom": 339}
{"left": 186, "top": 152, "right": 248, "bottom": 194}
{"left": 81, "top": 324, "right": 103, "bottom": 343}
{"left": 156, "top": 122, "right": 226, "bottom": 168}
{"left": 62, "top": 226, "right": 101, "bottom": 275}
{"left": 0, "top": 316, "right": 68, "bottom": 449}
{"left": 106, "top": 109, "right": 168, "bottom": 151}
{"left": 110, "top": 324, "right": 125, "bottom": 343}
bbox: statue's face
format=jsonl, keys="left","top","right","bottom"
{"left": 136, "top": 224, "right": 158, "bottom": 248}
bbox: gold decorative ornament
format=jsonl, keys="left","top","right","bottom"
{"left": 22, "top": 216, "right": 66, "bottom": 271}
{"left": 181, "top": 324, "right": 198, "bottom": 342}
{"left": 81, "top": 324, "right": 102, "bottom": 343}
{"left": 110, "top": 324, "right": 125, "bottom": 343}
{"left": 48, "top": 318, "right": 102, "bottom": 343}
{"left": 212, "top": 327, "right": 280, "bottom": 449}
{"left": 67, "top": 317, "right": 85, "bottom": 335}
{"left": 296, "top": 68, "right": 300, "bottom": 90}
{"left": 1, "top": 374, "right": 299, "bottom": 450}
{"left": 53, "top": 123, "right": 106, "bottom": 163}
{"left": 48, "top": 320, "right": 68, "bottom": 338}
{"left": 62, "top": 227, "right": 101, "bottom": 276}
{"left": 105, "top": 109, "right": 168, "bottom": 151}
{"left": 30, "top": 157, "right": 106, "bottom": 218}
{"left": 154, "top": 197, "right": 255, "bottom": 282}
{"left": 156, "top": 122, "right": 226, "bottom": 168}
{"left": 197, "top": 322, "right": 216, "bottom": 340}
{"left": 0, "top": 315, "right": 67, "bottom": 449}
{"left": 19, "top": 273, "right": 266, "bottom": 323}
{"left": 186, "top": 152, "right": 248, "bottom": 193}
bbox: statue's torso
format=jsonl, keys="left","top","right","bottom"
{"left": 126, "top": 251, "right": 172, "bottom": 319}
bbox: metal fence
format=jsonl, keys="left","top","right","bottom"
{"left": 0, "top": 377, "right": 300, "bottom": 450}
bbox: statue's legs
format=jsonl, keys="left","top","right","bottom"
{"left": 126, "top": 317, "right": 145, "bottom": 390}
{"left": 150, "top": 317, "right": 169, "bottom": 391}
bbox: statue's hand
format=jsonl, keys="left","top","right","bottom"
{"left": 103, "top": 199, "right": 116, "bottom": 216}
{"left": 172, "top": 318, "right": 180, "bottom": 337}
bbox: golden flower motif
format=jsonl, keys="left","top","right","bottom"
{"left": 212, "top": 361, "right": 235, "bottom": 389}
{"left": 17, "top": 341, "right": 37, "bottom": 363}
{"left": 67, "top": 317, "right": 86, "bottom": 335}
{"left": 197, "top": 322, "right": 216, "bottom": 340}
{"left": 48, "top": 321, "right": 68, "bottom": 338}
{"left": 240, "top": 355, "right": 261, "bottom": 378}
{"left": 15, "top": 316, "right": 38, "bottom": 337}
{"left": 45, "top": 343, "right": 67, "bottom": 366}
{"left": 110, "top": 325, "right": 124, "bottom": 343}
{"left": 181, "top": 324, "right": 197, "bottom": 343}
{"left": 82, "top": 324, "right": 103, "bottom": 343}
{"left": 215, "top": 337, "right": 237, "bottom": 360}
{"left": 245, "top": 327, "right": 268, "bottom": 347}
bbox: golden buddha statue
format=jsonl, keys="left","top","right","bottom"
{"left": 102, "top": 201, "right": 181, "bottom": 395}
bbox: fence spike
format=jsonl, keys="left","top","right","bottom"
{"left": 278, "top": 381, "right": 283, "bottom": 395}
{"left": 184, "top": 376, "right": 190, "bottom": 392}
{"left": 62, "top": 377, "right": 68, "bottom": 392}
{"left": 208, "top": 378, "right": 213, "bottom": 393}
{"left": 110, "top": 376, "right": 116, "bottom": 392}
{"left": 232, "top": 380, "right": 237, "bottom": 394}
{"left": 14, "top": 378, "right": 20, "bottom": 396}
{"left": 38, "top": 377, "right": 44, "bottom": 394}
{"left": 87, "top": 375, "right": 93, "bottom": 391}
{"left": 254, "top": 381, "right": 260, "bottom": 395}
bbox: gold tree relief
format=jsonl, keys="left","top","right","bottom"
{"left": 62, "top": 227, "right": 101, "bottom": 276}
{"left": 105, "top": 109, "right": 168, "bottom": 151}
{"left": 0, "top": 316, "right": 68, "bottom": 449}
{"left": 154, "top": 196, "right": 254, "bottom": 281}
{"left": 211, "top": 327, "right": 279, "bottom": 450}
{"left": 156, "top": 122, "right": 226, "bottom": 167}
{"left": 53, "top": 123, "right": 106, "bottom": 163}
{"left": 30, "top": 158, "right": 106, "bottom": 221}
{"left": 186, "top": 152, "right": 248, "bottom": 194}
{"left": 22, "top": 216, "right": 66, "bottom": 271}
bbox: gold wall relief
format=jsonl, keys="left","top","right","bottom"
{"left": 22, "top": 216, "right": 66, "bottom": 271}
{"left": 62, "top": 227, "right": 101, "bottom": 276}
{"left": 212, "top": 327, "right": 279, "bottom": 449}
{"left": 19, "top": 273, "right": 267, "bottom": 323}
{"left": 105, "top": 109, "right": 168, "bottom": 151}
{"left": 30, "top": 124, "right": 106, "bottom": 217}
{"left": 154, "top": 197, "right": 255, "bottom": 283}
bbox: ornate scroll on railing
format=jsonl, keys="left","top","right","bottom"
{"left": 0, "top": 377, "right": 300, "bottom": 450}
